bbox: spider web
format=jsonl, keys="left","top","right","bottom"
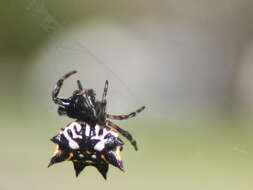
{"left": 26, "top": 0, "right": 140, "bottom": 106}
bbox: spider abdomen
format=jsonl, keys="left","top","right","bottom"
{"left": 49, "top": 121, "right": 124, "bottom": 179}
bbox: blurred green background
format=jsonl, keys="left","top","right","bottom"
{"left": 1, "top": 0, "right": 253, "bottom": 189}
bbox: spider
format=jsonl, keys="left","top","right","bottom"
{"left": 52, "top": 70, "right": 145, "bottom": 150}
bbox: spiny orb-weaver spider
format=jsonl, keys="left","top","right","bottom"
{"left": 48, "top": 71, "right": 145, "bottom": 179}
{"left": 51, "top": 70, "right": 145, "bottom": 150}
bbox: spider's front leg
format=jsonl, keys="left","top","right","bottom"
{"left": 101, "top": 80, "right": 109, "bottom": 115}
{"left": 106, "top": 120, "right": 138, "bottom": 151}
{"left": 77, "top": 80, "right": 83, "bottom": 92}
{"left": 52, "top": 70, "right": 77, "bottom": 105}
{"left": 77, "top": 80, "right": 97, "bottom": 119}
{"left": 96, "top": 80, "right": 109, "bottom": 122}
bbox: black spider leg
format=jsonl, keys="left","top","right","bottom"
{"left": 77, "top": 80, "right": 97, "bottom": 119}
{"left": 77, "top": 80, "right": 83, "bottom": 92}
{"left": 96, "top": 80, "right": 109, "bottom": 123}
{"left": 106, "top": 120, "right": 138, "bottom": 151}
{"left": 100, "top": 80, "right": 109, "bottom": 118}
{"left": 107, "top": 106, "right": 145, "bottom": 120}
{"left": 52, "top": 70, "right": 77, "bottom": 105}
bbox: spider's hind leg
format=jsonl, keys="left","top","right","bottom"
{"left": 106, "top": 120, "right": 138, "bottom": 151}
{"left": 52, "top": 70, "right": 77, "bottom": 104}
{"left": 107, "top": 106, "right": 145, "bottom": 120}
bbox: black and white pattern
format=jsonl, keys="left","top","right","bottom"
{"left": 49, "top": 71, "right": 145, "bottom": 179}
{"left": 57, "top": 121, "right": 123, "bottom": 152}
{"left": 49, "top": 121, "right": 124, "bottom": 179}
{"left": 51, "top": 70, "right": 145, "bottom": 150}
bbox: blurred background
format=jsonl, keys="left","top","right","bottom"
{"left": 1, "top": 0, "right": 253, "bottom": 189}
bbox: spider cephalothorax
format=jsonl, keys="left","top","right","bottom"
{"left": 52, "top": 70, "right": 145, "bottom": 150}
{"left": 52, "top": 71, "right": 99, "bottom": 126}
